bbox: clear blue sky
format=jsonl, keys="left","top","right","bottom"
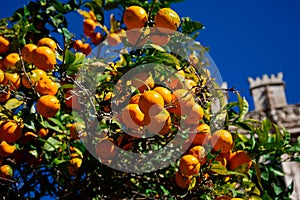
{"left": 1, "top": 0, "right": 300, "bottom": 110}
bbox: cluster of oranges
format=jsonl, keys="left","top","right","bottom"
{"left": 176, "top": 126, "right": 253, "bottom": 194}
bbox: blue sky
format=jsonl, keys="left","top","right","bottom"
{"left": 1, "top": 0, "right": 300, "bottom": 110}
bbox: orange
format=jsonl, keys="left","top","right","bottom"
{"left": 129, "top": 93, "right": 142, "bottom": 104}
{"left": 89, "top": 10, "right": 97, "bottom": 21}
{"left": 65, "top": 90, "right": 82, "bottom": 110}
{"left": 4, "top": 53, "right": 20, "bottom": 70}
{"left": 0, "top": 120, "right": 23, "bottom": 143}
{"left": 83, "top": 18, "right": 96, "bottom": 35}
{"left": 149, "top": 28, "right": 170, "bottom": 46}
{"left": 81, "top": 43, "right": 92, "bottom": 55}
{"left": 21, "top": 69, "right": 47, "bottom": 89}
{"left": 90, "top": 32, "right": 102, "bottom": 44}
{"left": 37, "top": 37, "right": 57, "bottom": 52}
{"left": 184, "top": 103, "right": 204, "bottom": 124}
{"left": 37, "top": 128, "right": 49, "bottom": 138}
{"left": 116, "top": 135, "right": 135, "bottom": 150}
{"left": 107, "top": 33, "right": 122, "bottom": 46}
{"left": 95, "top": 138, "right": 119, "bottom": 160}
{"left": 21, "top": 131, "right": 38, "bottom": 144}
{"left": 154, "top": 8, "right": 180, "bottom": 33}
{"left": 0, "top": 36, "right": 9, "bottom": 54}
{"left": 228, "top": 150, "right": 252, "bottom": 172}
{"left": 0, "top": 69, "right": 4, "bottom": 83}
{"left": 0, "top": 59, "right": 5, "bottom": 71}
{"left": 73, "top": 39, "right": 84, "bottom": 51}
{"left": 175, "top": 171, "right": 193, "bottom": 189}
{"left": 33, "top": 46, "right": 56, "bottom": 71}
{"left": 3, "top": 72, "right": 21, "bottom": 90}
{"left": 189, "top": 123, "right": 211, "bottom": 146}
{"left": 123, "top": 6, "right": 148, "bottom": 30}
{"left": 121, "top": 104, "right": 145, "bottom": 129}
{"left": 188, "top": 145, "right": 206, "bottom": 165}
{"left": 179, "top": 154, "right": 200, "bottom": 176}
{"left": 144, "top": 108, "right": 171, "bottom": 135}
{"left": 36, "top": 95, "right": 60, "bottom": 118}
{"left": 68, "top": 157, "right": 82, "bottom": 176}
{"left": 0, "top": 88, "right": 10, "bottom": 103}
{"left": 70, "top": 122, "right": 86, "bottom": 140}
{"left": 0, "top": 164, "right": 13, "bottom": 179}
{"left": 167, "top": 89, "right": 195, "bottom": 116}
{"left": 0, "top": 140, "right": 16, "bottom": 157}
{"left": 138, "top": 90, "right": 164, "bottom": 115}
{"left": 126, "top": 28, "right": 148, "bottom": 46}
{"left": 36, "top": 77, "right": 59, "bottom": 96}
{"left": 210, "top": 130, "right": 233, "bottom": 154}
{"left": 131, "top": 72, "right": 154, "bottom": 93}
{"left": 21, "top": 44, "right": 37, "bottom": 63}
{"left": 153, "top": 86, "right": 172, "bottom": 104}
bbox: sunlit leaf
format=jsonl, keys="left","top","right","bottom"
{"left": 4, "top": 98, "right": 23, "bottom": 110}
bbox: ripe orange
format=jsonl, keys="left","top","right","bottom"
{"left": 121, "top": 104, "right": 145, "bottom": 129}
{"left": 107, "top": 33, "right": 122, "bottom": 46}
{"left": 68, "top": 157, "right": 82, "bottom": 176}
{"left": 210, "top": 130, "right": 233, "bottom": 154}
{"left": 149, "top": 28, "right": 170, "bottom": 46}
{"left": 21, "top": 44, "right": 37, "bottom": 63}
{"left": 36, "top": 95, "right": 60, "bottom": 118}
{"left": 0, "top": 164, "right": 13, "bottom": 179}
{"left": 153, "top": 86, "right": 172, "bottom": 104}
{"left": 0, "top": 88, "right": 10, "bottom": 103}
{"left": 0, "top": 36, "right": 9, "bottom": 54}
{"left": 0, "top": 140, "right": 16, "bottom": 157}
{"left": 179, "top": 154, "right": 200, "bottom": 176}
{"left": 116, "top": 135, "right": 135, "bottom": 150}
{"left": 36, "top": 77, "right": 59, "bottom": 96}
{"left": 73, "top": 39, "right": 84, "bottom": 51}
{"left": 81, "top": 43, "right": 92, "bottom": 55}
{"left": 0, "top": 69, "right": 4, "bottom": 83}
{"left": 184, "top": 103, "right": 204, "bottom": 124}
{"left": 167, "top": 89, "right": 195, "bottom": 116}
{"left": 83, "top": 18, "right": 96, "bottom": 35}
{"left": 126, "top": 28, "right": 148, "bottom": 46}
{"left": 21, "top": 69, "right": 47, "bottom": 89}
{"left": 3, "top": 53, "right": 20, "bottom": 70}
{"left": 3, "top": 72, "right": 21, "bottom": 90}
{"left": 69, "top": 122, "right": 86, "bottom": 140}
{"left": 0, "top": 59, "right": 5, "bottom": 71}
{"left": 144, "top": 108, "right": 171, "bottom": 135}
{"left": 123, "top": 6, "right": 148, "bottom": 30}
{"left": 138, "top": 90, "right": 165, "bottom": 115}
{"left": 37, "top": 128, "right": 49, "bottom": 138}
{"left": 37, "top": 37, "right": 57, "bottom": 52}
{"left": 33, "top": 46, "right": 56, "bottom": 71}
{"left": 129, "top": 93, "right": 142, "bottom": 104}
{"left": 21, "top": 131, "right": 38, "bottom": 144}
{"left": 228, "top": 150, "right": 252, "bottom": 172}
{"left": 131, "top": 72, "right": 154, "bottom": 93}
{"left": 154, "top": 8, "right": 180, "bottom": 33}
{"left": 188, "top": 145, "right": 206, "bottom": 165}
{"left": 0, "top": 120, "right": 23, "bottom": 143}
{"left": 175, "top": 171, "right": 193, "bottom": 189}
{"left": 90, "top": 32, "right": 102, "bottom": 44}
{"left": 189, "top": 123, "right": 211, "bottom": 146}
{"left": 95, "top": 138, "right": 119, "bottom": 160}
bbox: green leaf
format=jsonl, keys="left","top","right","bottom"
{"left": 237, "top": 93, "right": 249, "bottom": 121}
{"left": 53, "top": 158, "right": 67, "bottom": 165}
{"left": 47, "top": 117, "right": 65, "bottom": 130}
{"left": 273, "top": 124, "right": 283, "bottom": 146}
{"left": 64, "top": 49, "right": 76, "bottom": 65}
{"left": 43, "top": 120, "right": 63, "bottom": 133}
{"left": 252, "top": 161, "right": 263, "bottom": 190}
{"left": 43, "top": 137, "right": 62, "bottom": 151}
{"left": 53, "top": 0, "right": 66, "bottom": 13}
{"left": 210, "top": 161, "right": 228, "bottom": 175}
{"left": 181, "top": 17, "right": 204, "bottom": 35}
{"left": 4, "top": 98, "right": 23, "bottom": 110}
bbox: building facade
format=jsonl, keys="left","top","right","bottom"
{"left": 247, "top": 72, "right": 300, "bottom": 199}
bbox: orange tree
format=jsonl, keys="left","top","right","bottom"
{"left": 0, "top": 0, "right": 299, "bottom": 199}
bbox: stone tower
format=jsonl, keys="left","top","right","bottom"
{"left": 248, "top": 72, "right": 287, "bottom": 111}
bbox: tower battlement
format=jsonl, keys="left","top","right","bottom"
{"left": 248, "top": 72, "right": 285, "bottom": 89}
